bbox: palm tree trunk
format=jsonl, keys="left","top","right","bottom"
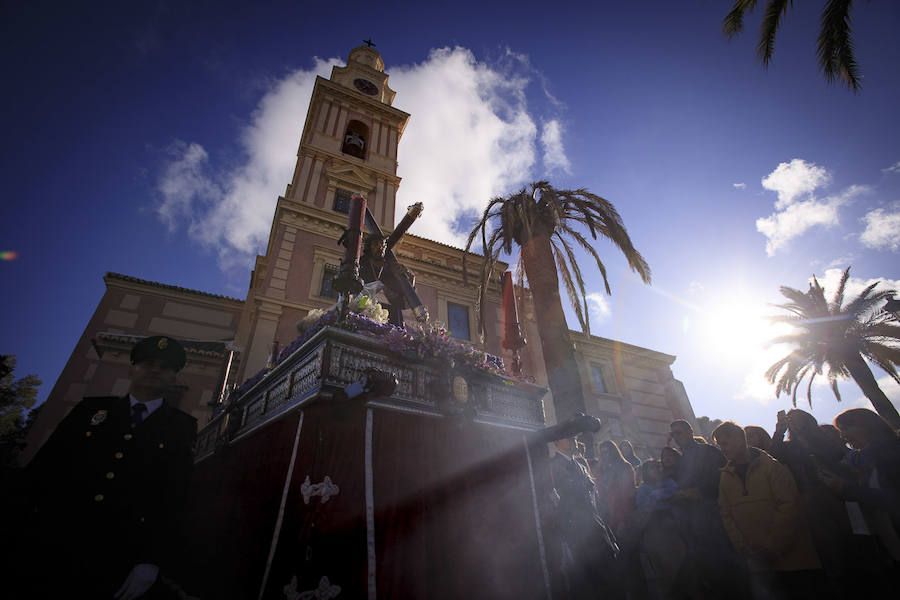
{"left": 844, "top": 353, "right": 900, "bottom": 429}
{"left": 521, "top": 235, "right": 587, "bottom": 423}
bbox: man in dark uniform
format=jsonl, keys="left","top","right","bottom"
{"left": 24, "top": 336, "right": 197, "bottom": 599}
{"left": 548, "top": 436, "right": 621, "bottom": 599}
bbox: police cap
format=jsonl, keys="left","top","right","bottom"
{"left": 130, "top": 336, "right": 186, "bottom": 372}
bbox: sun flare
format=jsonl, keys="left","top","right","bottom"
{"left": 697, "top": 298, "right": 786, "bottom": 364}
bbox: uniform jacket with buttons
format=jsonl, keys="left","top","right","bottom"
{"left": 27, "top": 395, "right": 197, "bottom": 570}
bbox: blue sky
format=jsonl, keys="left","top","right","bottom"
{"left": 3, "top": 0, "right": 899, "bottom": 433}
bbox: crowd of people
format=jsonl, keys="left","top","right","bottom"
{"left": 9, "top": 331, "right": 900, "bottom": 599}
{"left": 548, "top": 409, "right": 900, "bottom": 600}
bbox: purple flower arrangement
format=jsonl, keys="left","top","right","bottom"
{"left": 232, "top": 310, "right": 506, "bottom": 399}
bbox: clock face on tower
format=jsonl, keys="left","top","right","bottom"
{"left": 353, "top": 78, "right": 378, "bottom": 96}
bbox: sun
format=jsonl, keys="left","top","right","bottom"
{"left": 696, "top": 297, "right": 783, "bottom": 365}
{"left": 683, "top": 291, "right": 806, "bottom": 405}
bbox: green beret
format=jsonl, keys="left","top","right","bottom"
{"left": 130, "top": 336, "right": 186, "bottom": 371}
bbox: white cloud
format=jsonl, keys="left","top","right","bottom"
{"left": 882, "top": 161, "right": 900, "bottom": 174}
{"left": 761, "top": 158, "right": 831, "bottom": 210}
{"left": 732, "top": 182, "right": 746, "bottom": 190}
{"left": 157, "top": 142, "right": 220, "bottom": 231}
{"left": 586, "top": 293, "right": 611, "bottom": 321}
{"left": 815, "top": 268, "right": 900, "bottom": 305}
{"left": 157, "top": 47, "right": 560, "bottom": 269}
{"left": 540, "top": 119, "right": 571, "bottom": 174}
{"left": 860, "top": 206, "right": 900, "bottom": 252}
{"left": 734, "top": 343, "right": 788, "bottom": 406}
{"left": 390, "top": 47, "right": 540, "bottom": 247}
{"left": 156, "top": 57, "right": 341, "bottom": 272}
{"left": 827, "top": 254, "right": 855, "bottom": 268}
{"left": 755, "top": 157, "right": 867, "bottom": 256}
{"left": 756, "top": 199, "right": 841, "bottom": 256}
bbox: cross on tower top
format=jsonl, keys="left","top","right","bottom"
{"left": 363, "top": 38, "right": 376, "bottom": 48}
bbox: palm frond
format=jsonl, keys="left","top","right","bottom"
{"left": 552, "top": 241, "right": 586, "bottom": 333}
{"left": 566, "top": 228, "right": 612, "bottom": 295}
{"left": 818, "top": 0, "right": 861, "bottom": 92}
{"left": 829, "top": 376, "right": 842, "bottom": 403}
{"left": 765, "top": 353, "right": 795, "bottom": 383}
{"left": 830, "top": 266, "right": 851, "bottom": 311}
{"left": 757, "top": 0, "right": 792, "bottom": 67}
{"left": 462, "top": 197, "right": 505, "bottom": 284}
{"left": 807, "top": 276, "right": 830, "bottom": 313}
{"left": 768, "top": 333, "right": 812, "bottom": 346}
{"left": 574, "top": 189, "right": 651, "bottom": 284}
{"left": 767, "top": 314, "right": 811, "bottom": 327}
{"left": 555, "top": 232, "right": 591, "bottom": 334}
{"left": 775, "top": 355, "right": 806, "bottom": 397}
{"left": 464, "top": 180, "right": 649, "bottom": 362}
{"left": 865, "top": 322, "right": 900, "bottom": 340}
{"left": 844, "top": 285, "right": 894, "bottom": 317}
{"left": 862, "top": 342, "right": 900, "bottom": 384}
{"left": 792, "top": 363, "right": 812, "bottom": 407}
{"left": 474, "top": 241, "right": 504, "bottom": 340}
{"left": 805, "top": 370, "right": 818, "bottom": 408}
{"left": 779, "top": 286, "right": 819, "bottom": 312}
{"left": 724, "top": 0, "right": 760, "bottom": 38}
{"left": 473, "top": 228, "right": 505, "bottom": 338}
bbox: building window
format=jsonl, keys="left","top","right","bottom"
{"left": 447, "top": 302, "right": 470, "bottom": 340}
{"left": 333, "top": 188, "right": 352, "bottom": 214}
{"left": 590, "top": 363, "right": 607, "bottom": 394}
{"left": 320, "top": 264, "right": 339, "bottom": 298}
{"left": 342, "top": 120, "right": 368, "bottom": 159}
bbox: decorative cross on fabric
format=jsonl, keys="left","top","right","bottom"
{"left": 301, "top": 475, "right": 340, "bottom": 504}
{"left": 363, "top": 38, "right": 376, "bottom": 48}
{"left": 131, "top": 403, "right": 148, "bottom": 427}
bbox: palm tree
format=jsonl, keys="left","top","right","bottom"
{"left": 723, "top": 1, "right": 865, "bottom": 92}
{"left": 463, "top": 181, "right": 651, "bottom": 422}
{"left": 766, "top": 267, "right": 900, "bottom": 428}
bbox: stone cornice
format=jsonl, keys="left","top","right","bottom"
{"left": 273, "top": 199, "right": 347, "bottom": 242}
{"left": 252, "top": 293, "right": 330, "bottom": 314}
{"left": 298, "top": 146, "right": 402, "bottom": 185}
{"left": 570, "top": 332, "right": 676, "bottom": 368}
{"left": 104, "top": 273, "right": 244, "bottom": 309}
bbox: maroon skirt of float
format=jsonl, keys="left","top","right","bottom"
{"left": 177, "top": 327, "right": 554, "bottom": 600}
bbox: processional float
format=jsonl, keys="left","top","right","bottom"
{"left": 178, "top": 196, "right": 600, "bottom": 600}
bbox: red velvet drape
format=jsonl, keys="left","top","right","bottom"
{"left": 179, "top": 415, "right": 302, "bottom": 599}
{"left": 372, "top": 410, "right": 547, "bottom": 600}
{"left": 182, "top": 404, "right": 551, "bottom": 599}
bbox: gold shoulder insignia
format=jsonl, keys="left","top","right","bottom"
{"left": 158, "top": 337, "right": 169, "bottom": 349}
{"left": 90, "top": 410, "right": 108, "bottom": 425}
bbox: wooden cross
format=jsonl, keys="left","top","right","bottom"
{"left": 363, "top": 38, "right": 376, "bottom": 48}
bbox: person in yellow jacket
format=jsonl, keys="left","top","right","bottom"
{"left": 712, "top": 421, "right": 825, "bottom": 599}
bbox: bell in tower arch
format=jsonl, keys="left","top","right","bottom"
{"left": 342, "top": 120, "right": 368, "bottom": 159}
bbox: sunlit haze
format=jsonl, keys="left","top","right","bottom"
{"left": 3, "top": 0, "right": 899, "bottom": 439}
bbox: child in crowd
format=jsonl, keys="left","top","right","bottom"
{"left": 636, "top": 459, "right": 678, "bottom": 512}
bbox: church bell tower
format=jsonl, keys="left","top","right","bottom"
{"left": 235, "top": 45, "right": 411, "bottom": 380}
